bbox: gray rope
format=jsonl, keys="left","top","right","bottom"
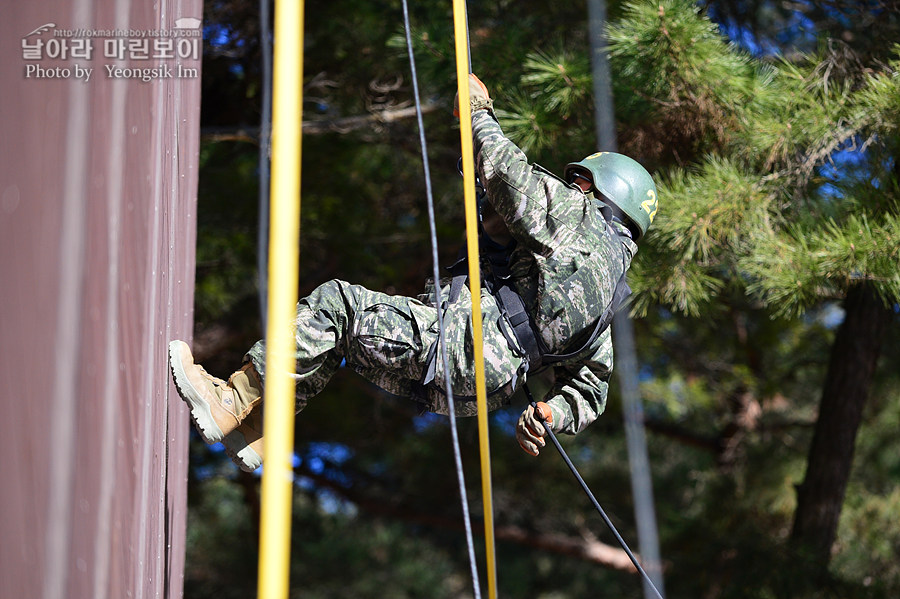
{"left": 401, "top": 3, "right": 482, "bottom": 598}
{"left": 523, "top": 387, "right": 664, "bottom": 599}
{"left": 257, "top": 0, "right": 272, "bottom": 330}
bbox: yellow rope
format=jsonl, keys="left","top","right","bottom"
{"left": 257, "top": 1, "right": 303, "bottom": 597}
{"left": 254, "top": 3, "right": 492, "bottom": 597}
{"left": 452, "top": 2, "right": 497, "bottom": 597}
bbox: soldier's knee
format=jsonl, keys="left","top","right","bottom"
{"left": 304, "top": 279, "right": 354, "bottom": 311}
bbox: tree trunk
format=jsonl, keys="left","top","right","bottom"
{"left": 790, "top": 283, "right": 893, "bottom": 568}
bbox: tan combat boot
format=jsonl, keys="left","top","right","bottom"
{"left": 168, "top": 340, "right": 262, "bottom": 445}
{"left": 223, "top": 408, "right": 264, "bottom": 472}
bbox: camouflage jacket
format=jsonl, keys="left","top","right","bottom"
{"left": 472, "top": 110, "right": 638, "bottom": 434}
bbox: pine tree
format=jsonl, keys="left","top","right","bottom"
{"left": 610, "top": 0, "right": 900, "bottom": 574}
{"left": 499, "top": 0, "right": 899, "bottom": 579}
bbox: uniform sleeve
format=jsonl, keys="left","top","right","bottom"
{"left": 471, "top": 110, "right": 587, "bottom": 256}
{"left": 542, "top": 339, "right": 613, "bottom": 435}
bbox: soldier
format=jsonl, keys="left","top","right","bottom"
{"left": 168, "top": 73, "right": 658, "bottom": 471}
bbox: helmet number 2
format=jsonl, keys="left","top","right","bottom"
{"left": 641, "top": 189, "right": 658, "bottom": 223}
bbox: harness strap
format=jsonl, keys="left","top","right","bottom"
{"left": 446, "top": 254, "right": 469, "bottom": 306}
{"left": 494, "top": 282, "right": 542, "bottom": 369}
{"left": 411, "top": 253, "right": 472, "bottom": 411}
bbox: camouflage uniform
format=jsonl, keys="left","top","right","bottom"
{"left": 245, "top": 278, "right": 523, "bottom": 417}
{"left": 246, "top": 109, "right": 637, "bottom": 434}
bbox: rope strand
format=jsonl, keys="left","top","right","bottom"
{"left": 523, "top": 385, "right": 664, "bottom": 599}
{"left": 451, "top": 0, "right": 499, "bottom": 592}
{"left": 257, "top": 0, "right": 272, "bottom": 330}
{"left": 400, "top": 3, "right": 482, "bottom": 598}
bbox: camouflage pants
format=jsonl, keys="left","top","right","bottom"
{"left": 244, "top": 279, "right": 525, "bottom": 416}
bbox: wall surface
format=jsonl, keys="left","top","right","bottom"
{"left": 0, "top": 1, "right": 202, "bottom": 598}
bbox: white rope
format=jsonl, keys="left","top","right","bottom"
{"left": 401, "top": 3, "right": 482, "bottom": 597}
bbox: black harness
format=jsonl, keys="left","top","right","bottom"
{"left": 411, "top": 201, "right": 632, "bottom": 409}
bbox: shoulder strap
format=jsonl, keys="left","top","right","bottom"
{"left": 444, "top": 251, "right": 470, "bottom": 306}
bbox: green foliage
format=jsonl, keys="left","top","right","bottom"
{"left": 832, "top": 383, "right": 900, "bottom": 595}
{"left": 194, "top": 140, "right": 260, "bottom": 325}
{"left": 742, "top": 213, "right": 900, "bottom": 317}
{"left": 605, "top": 0, "right": 761, "bottom": 159}
{"left": 629, "top": 158, "right": 770, "bottom": 316}
{"left": 835, "top": 488, "right": 900, "bottom": 592}
{"left": 521, "top": 48, "right": 592, "bottom": 119}
{"left": 854, "top": 49, "right": 900, "bottom": 140}
{"left": 600, "top": 0, "right": 900, "bottom": 317}
{"left": 185, "top": 465, "right": 464, "bottom": 599}
{"left": 289, "top": 515, "right": 461, "bottom": 599}
{"left": 497, "top": 50, "right": 597, "bottom": 165}
{"left": 609, "top": 0, "right": 757, "bottom": 106}
{"left": 185, "top": 475, "right": 257, "bottom": 599}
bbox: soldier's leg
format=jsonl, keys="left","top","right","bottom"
{"left": 244, "top": 279, "right": 433, "bottom": 410}
{"left": 217, "top": 279, "right": 433, "bottom": 472}
{"left": 174, "top": 279, "right": 433, "bottom": 471}
{"left": 353, "top": 286, "right": 526, "bottom": 417}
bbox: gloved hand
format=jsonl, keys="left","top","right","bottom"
{"left": 516, "top": 402, "right": 554, "bottom": 456}
{"left": 453, "top": 73, "right": 493, "bottom": 118}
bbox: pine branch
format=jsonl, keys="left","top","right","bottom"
{"left": 200, "top": 101, "right": 441, "bottom": 143}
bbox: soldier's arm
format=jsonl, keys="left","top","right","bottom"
{"left": 542, "top": 342, "right": 612, "bottom": 435}
{"left": 472, "top": 111, "right": 576, "bottom": 255}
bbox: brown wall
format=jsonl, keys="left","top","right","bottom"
{"left": 0, "top": 1, "right": 202, "bottom": 598}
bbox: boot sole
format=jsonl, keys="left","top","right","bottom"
{"left": 223, "top": 430, "right": 263, "bottom": 472}
{"left": 168, "top": 340, "right": 225, "bottom": 445}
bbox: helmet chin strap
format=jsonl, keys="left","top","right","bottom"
{"left": 597, "top": 196, "right": 639, "bottom": 240}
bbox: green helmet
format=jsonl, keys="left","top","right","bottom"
{"left": 565, "top": 152, "right": 658, "bottom": 241}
